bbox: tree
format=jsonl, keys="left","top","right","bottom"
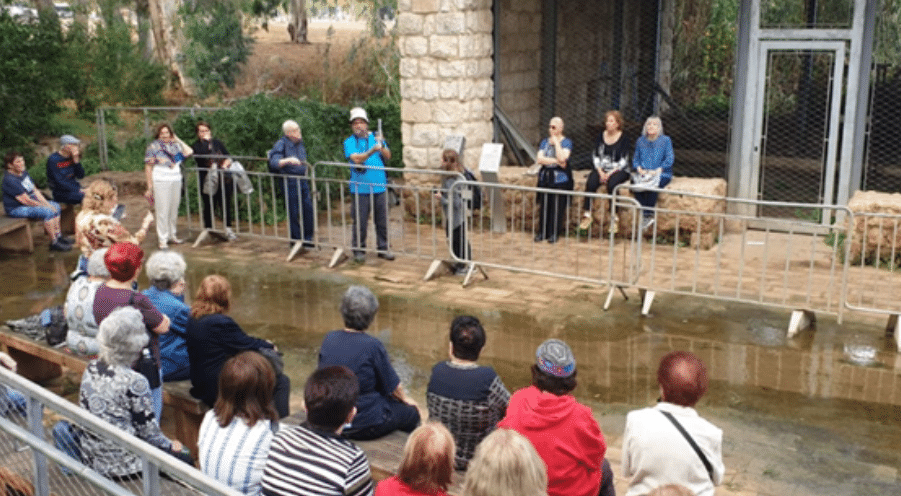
{"left": 147, "top": 0, "right": 196, "bottom": 94}
{"left": 288, "top": 0, "right": 308, "bottom": 43}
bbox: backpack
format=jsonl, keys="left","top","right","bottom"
{"left": 462, "top": 169, "right": 482, "bottom": 211}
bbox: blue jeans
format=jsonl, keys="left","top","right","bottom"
{"left": 0, "top": 385, "right": 27, "bottom": 417}
{"left": 8, "top": 202, "right": 61, "bottom": 221}
{"left": 284, "top": 175, "right": 314, "bottom": 242}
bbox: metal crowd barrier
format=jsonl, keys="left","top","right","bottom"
{"left": 0, "top": 367, "right": 241, "bottom": 496}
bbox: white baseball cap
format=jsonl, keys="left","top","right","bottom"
{"left": 349, "top": 107, "right": 369, "bottom": 123}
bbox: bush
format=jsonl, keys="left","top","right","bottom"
{"left": 0, "top": 10, "right": 66, "bottom": 151}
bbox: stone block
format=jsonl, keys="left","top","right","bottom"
{"left": 410, "top": 123, "right": 440, "bottom": 147}
{"left": 403, "top": 146, "right": 429, "bottom": 170}
{"left": 461, "top": 79, "right": 492, "bottom": 100}
{"left": 459, "top": 33, "right": 492, "bottom": 57}
{"left": 398, "top": 0, "right": 412, "bottom": 11}
{"left": 466, "top": 10, "right": 493, "bottom": 33}
{"left": 430, "top": 35, "right": 459, "bottom": 58}
{"left": 435, "top": 12, "right": 466, "bottom": 34}
{"left": 404, "top": 36, "right": 429, "bottom": 57}
{"left": 422, "top": 80, "right": 438, "bottom": 100}
{"left": 439, "top": 80, "right": 460, "bottom": 99}
{"left": 434, "top": 105, "right": 465, "bottom": 124}
{"left": 411, "top": 0, "right": 440, "bottom": 14}
{"left": 847, "top": 191, "right": 901, "bottom": 263}
{"left": 437, "top": 60, "right": 466, "bottom": 78}
{"left": 422, "top": 15, "right": 435, "bottom": 36}
{"left": 401, "top": 100, "right": 432, "bottom": 123}
{"left": 395, "top": 13, "right": 424, "bottom": 35}
{"left": 400, "top": 79, "right": 423, "bottom": 99}
{"left": 401, "top": 123, "right": 414, "bottom": 145}
{"left": 399, "top": 58, "right": 418, "bottom": 78}
{"left": 419, "top": 58, "right": 438, "bottom": 78}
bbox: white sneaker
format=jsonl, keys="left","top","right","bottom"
{"left": 225, "top": 227, "right": 237, "bottom": 241}
{"left": 642, "top": 217, "right": 656, "bottom": 232}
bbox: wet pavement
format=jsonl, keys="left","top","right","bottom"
{"left": 2, "top": 205, "right": 900, "bottom": 495}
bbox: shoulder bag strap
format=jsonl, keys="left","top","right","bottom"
{"left": 660, "top": 410, "right": 714, "bottom": 482}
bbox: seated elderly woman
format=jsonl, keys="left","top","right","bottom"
{"left": 94, "top": 242, "right": 171, "bottom": 421}
{"left": 375, "top": 422, "right": 455, "bottom": 496}
{"left": 2, "top": 151, "right": 70, "bottom": 251}
{"left": 198, "top": 351, "right": 279, "bottom": 496}
{"left": 77, "top": 307, "right": 185, "bottom": 479}
{"left": 461, "top": 428, "right": 548, "bottom": 496}
{"left": 318, "top": 285, "right": 420, "bottom": 440}
{"left": 142, "top": 250, "right": 190, "bottom": 382}
{"left": 64, "top": 248, "right": 110, "bottom": 356}
{"left": 75, "top": 179, "right": 153, "bottom": 273}
{"left": 187, "top": 275, "right": 290, "bottom": 417}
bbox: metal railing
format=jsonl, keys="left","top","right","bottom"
{"left": 179, "top": 160, "right": 901, "bottom": 328}
{"left": 0, "top": 367, "right": 241, "bottom": 496}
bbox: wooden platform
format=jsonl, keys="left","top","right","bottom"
{"left": 0, "top": 217, "right": 33, "bottom": 253}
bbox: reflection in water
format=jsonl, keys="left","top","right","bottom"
{"left": 3, "top": 249, "right": 901, "bottom": 483}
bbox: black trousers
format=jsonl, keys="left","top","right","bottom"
{"left": 351, "top": 192, "right": 389, "bottom": 255}
{"left": 582, "top": 169, "right": 631, "bottom": 212}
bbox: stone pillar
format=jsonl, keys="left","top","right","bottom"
{"left": 397, "top": 0, "right": 494, "bottom": 182}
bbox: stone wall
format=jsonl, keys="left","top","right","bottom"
{"left": 397, "top": 0, "right": 495, "bottom": 181}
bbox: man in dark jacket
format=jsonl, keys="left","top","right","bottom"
{"left": 46, "top": 134, "right": 85, "bottom": 204}
{"left": 268, "top": 120, "right": 314, "bottom": 246}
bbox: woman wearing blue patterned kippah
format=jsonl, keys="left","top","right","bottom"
{"left": 632, "top": 116, "right": 674, "bottom": 232}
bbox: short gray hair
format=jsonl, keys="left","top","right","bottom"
{"left": 643, "top": 116, "right": 664, "bottom": 137}
{"left": 340, "top": 285, "right": 379, "bottom": 331}
{"left": 282, "top": 120, "right": 300, "bottom": 134}
{"left": 145, "top": 250, "right": 186, "bottom": 290}
{"left": 87, "top": 248, "right": 110, "bottom": 278}
{"left": 97, "top": 307, "right": 148, "bottom": 367}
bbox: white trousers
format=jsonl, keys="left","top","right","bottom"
{"left": 153, "top": 178, "right": 182, "bottom": 244}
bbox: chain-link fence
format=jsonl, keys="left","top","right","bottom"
{"left": 494, "top": 0, "right": 899, "bottom": 214}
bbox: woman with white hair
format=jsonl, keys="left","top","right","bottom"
{"left": 461, "top": 428, "right": 548, "bottom": 496}
{"left": 78, "top": 307, "right": 184, "bottom": 479}
{"left": 64, "top": 248, "right": 110, "bottom": 356}
{"left": 632, "top": 116, "right": 674, "bottom": 232}
{"left": 143, "top": 250, "right": 190, "bottom": 382}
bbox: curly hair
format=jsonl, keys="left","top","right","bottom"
{"left": 82, "top": 180, "right": 118, "bottom": 213}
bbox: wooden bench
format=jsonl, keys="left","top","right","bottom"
{"left": 0, "top": 217, "right": 33, "bottom": 253}
{"left": 58, "top": 203, "right": 76, "bottom": 235}
{"left": 0, "top": 327, "right": 207, "bottom": 456}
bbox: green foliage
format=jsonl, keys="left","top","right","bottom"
{"left": 671, "top": 0, "right": 736, "bottom": 114}
{"left": 875, "top": 0, "right": 901, "bottom": 68}
{"left": 181, "top": 1, "right": 254, "bottom": 97}
{"left": 63, "top": 18, "right": 167, "bottom": 115}
{"left": 0, "top": 10, "right": 66, "bottom": 151}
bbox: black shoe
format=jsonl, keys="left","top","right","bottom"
{"left": 377, "top": 251, "right": 395, "bottom": 261}
{"left": 49, "top": 240, "right": 72, "bottom": 252}
{"left": 60, "top": 236, "right": 75, "bottom": 245}
{"left": 534, "top": 234, "right": 545, "bottom": 242}
{"left": 302, "top": 241, "right": 315, "bottom": 249}
{"left": 547, "top": 234, "right": 558, "bottom": 244}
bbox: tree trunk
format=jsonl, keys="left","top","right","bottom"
{"left": 147, "top": 0, "right": 196, "bottom": 95}
{"left": 288, "top": 0, "right": 308, "bottom": 44}
{"left": 135, "top": 0, "right": 154, "bottom": 60}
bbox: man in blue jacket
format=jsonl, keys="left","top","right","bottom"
{"left": 343, "top": 107, "right": 394, "bottom": 263}
{"left": 268, "top": 120, "right": 314, "bottom": 246}
{"left": 46, "top": 134, "right": 85, "bottom": 204}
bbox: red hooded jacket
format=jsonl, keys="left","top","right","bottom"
{"left": 499, "top": 385, "right": 606, "bottom": 496}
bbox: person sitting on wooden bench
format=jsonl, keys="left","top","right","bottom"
{"left": 46, "top": 134, "right": 85, "bottom": 205}
{"left": 2, "top": 151, "right": 71, "bottom": 251}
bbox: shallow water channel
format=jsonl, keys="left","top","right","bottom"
{"left": 2, "top": 248, "right": 900, "bottom": 494}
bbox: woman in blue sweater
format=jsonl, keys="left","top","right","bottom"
{"left": 632, "top": 116, "right": 674, "bottom": 232}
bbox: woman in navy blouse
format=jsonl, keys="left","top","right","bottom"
{"left": 632, "top": 116, "right": 674, "bottom": 232}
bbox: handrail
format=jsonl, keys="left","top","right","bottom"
{"left": 0, "top": 367, "right": 243, "bottom": 496}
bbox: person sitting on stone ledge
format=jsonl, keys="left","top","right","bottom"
{"left": 622, "top": 351, "right": 724, "bottom": 496}
{"left": 65, "top": 248, "right": 110, "bottom": 357}
{"left": 2, "top": 150, "right": 71, "bottom": 251}
{"left": 375, "top": 422, "right": 455, "bottom": 496}
{"left": 262, "top": 365, "right": 374, "bottom": 496}
{"left": 499, "top": 338, "right": 614, "bottom": 496}
{"left": 318, "top": 285, "right": 420, "bottom": 440}
{"left": 46, "top": 134, "right": 85, "bottom": 205}
{"left": 143, "top": 250, "right": 191, "bottom": 382}
{"left": 427, "top": 315, "right": 509, "bottom": 470}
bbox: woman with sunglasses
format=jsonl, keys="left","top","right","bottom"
{"left": 534, "top": 117, "right": 573, "bottom": 243}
